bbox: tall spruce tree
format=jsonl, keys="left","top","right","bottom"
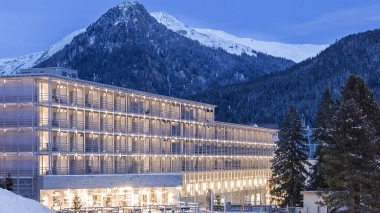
{"left": 270, "top": 105, "right": 310, "bottom": 207}
{"left": 322, "top": 75, "right": 380, "bottom": 212}
{"left": 307, "top": 88, "right": 336, "bottom": 190}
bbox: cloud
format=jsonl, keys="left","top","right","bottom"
{"left": 289, "top": 4, "right": 380, "bottom": 33}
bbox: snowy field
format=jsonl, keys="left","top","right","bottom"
{"left": 0, "top": 188, "right": 53, "bottom": 213}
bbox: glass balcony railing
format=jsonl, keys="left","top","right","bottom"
{"left": 0, "top": 95, "right": 37, "bottom": 103}
{"left": 38, "top": 93, "right": 203, "bottom": 122}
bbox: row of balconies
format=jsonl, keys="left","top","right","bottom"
{"left": 0, "top": 117, "right": 268, "bottom": 144}
{"left": 0, "top": 163, "right": 270, "bottom": 177}
{"left": 0, "top": 168, "right": 36, "bottom": 177}
{"left": 184, "top": 171, "right": 271, "bottom": 183}
{"left": 36, "top": 141, "right": 273, "bottom": 155}
{"left": 0, "top": 102, "right": 273, "bottom": 144}
{"left": 0, "top": 140, "right": 273, "bottom": 157}
{"left": 39, "top": 162, "right": 268, "bottom": 175}
{"left": 44, "top": 118, "right": 272, "bottom": 142}
{"left": 0, "top": 95, "right": 37, "bottom": 103}
{"left": 0, "top": 118, "right": 37, "bottom": 128}
{"left": 45, "top": 93, "right": 212, "bottom": 122}
{"left": 0, "top": 94, "right": 212, "bottom": 122}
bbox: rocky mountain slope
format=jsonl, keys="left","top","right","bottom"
{"left": 190, "top": 29, "right": 380, "bottom": 126}
{"left": 35, "top": 1, "right": 294, "bottom": 97}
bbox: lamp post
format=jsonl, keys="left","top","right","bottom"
{"left": 211, "top": 191, "right": 214, "bottom": 213}
{"left": 224, "top": 195, "right": 227, "bottom": 213}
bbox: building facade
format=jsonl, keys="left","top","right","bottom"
{"left": 0, "top": 69, "right": 277, "bottom": 210}
{"left": 300, "top": 191, "right": 327, "bottom": 213}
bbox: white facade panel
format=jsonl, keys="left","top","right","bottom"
{"left": 39, "top": 173, "right": 182, "bottom": 189}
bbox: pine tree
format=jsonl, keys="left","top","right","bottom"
{"left": 4, "top": 173, "right": 14, "bottom": 192}
{"left": 307, "top": 88, "right": 336, "bottom": 190}
{"left": 270, "top": 105, "right": 310, "bottom": 207}
{"left": 72, "top": 194, "right": 82, "bottom": 211}
{"left": 321, "top": 75, "right": 380, "bottom": 212}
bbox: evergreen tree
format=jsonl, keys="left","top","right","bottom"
{"left": 307, "top": 88, "right": 336, "bottom": 190}
{"left": 321, "top": 75, "right": 380, "bottom": 212}
{"left": 71, "top": 194, "right": 82, "bottom": 211}
{"left": 214, "top": 194, "right": 222, "bottom": 211}
{"left": 4, "top": 173, "right": 14, "bottom": 192}
{"left": 270, "top": 105, "right": 310, "bottom": 207}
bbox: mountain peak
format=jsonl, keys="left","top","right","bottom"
{"left": 117, "top": 1, "right": 140, "bottom": 12}
{"left": 96, "top": 1, "right": 148, "bottom": 26}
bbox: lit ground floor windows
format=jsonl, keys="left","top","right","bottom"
{"left": 40, "top": 187, "right": 178, "bottom": 211}
{"left": 40, "top": 184, "right": 268, "bottom": 211}
{"left": 38, "top": 170, "right": 271, "bottom": 210}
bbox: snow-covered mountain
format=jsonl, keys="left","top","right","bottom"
{"left": 0, "top": 188, "right": 53, "bottom": 213}
{"left": 0, "top": 8, "right": 327, "bottom": 75}
{"left": 0, "top": 28, "right": 85, "bottom": 75}
{"left": 151, "top": 11, "right": 328, "bottom": 63}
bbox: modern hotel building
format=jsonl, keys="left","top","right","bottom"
{"left": 0, "top": 68, "right": 277, "bottom": 210}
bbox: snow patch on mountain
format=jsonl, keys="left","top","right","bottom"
{"left": 151, "top": 11, "right": 328, "bottom": 63}
{"left": 0, "top": 188, "right": 53, "bottom": 213}
{"left": 0, "top": 28, "right": 85, "bottom": 75}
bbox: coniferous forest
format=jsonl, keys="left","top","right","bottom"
{"left": 272, "top": 76, "right": 380, "bottom": 211}
{"left": 191, "top": 30, "right": 380, "bottom": 126}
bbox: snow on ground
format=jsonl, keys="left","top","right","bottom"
{"left": 0, "top": 188, "right": 53, "bottom": 213}
{"left": 151, "top": 11, "right": 328, "bottom": 63}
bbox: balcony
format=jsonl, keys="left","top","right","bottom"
{"left": 0, "top": 95, "right": 37, "bottom": 103}
{"left": 0, "top": 118, "right": 37, "bottom": 129}
{"left": 39, "top": 93, "right": 208, "bottom": 122}
{"left": 0, "top": 141, "right": 37, "bottom": 152}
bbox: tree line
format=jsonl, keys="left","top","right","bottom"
{"left": 271, "top": 75, "right": 380, "bottom": 212}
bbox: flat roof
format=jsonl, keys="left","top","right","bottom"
{"left": 1, "top": 73, "right": 216, "bottom": 108}
{"left": 215, "top": 121, "right": 279, "bottom": 132}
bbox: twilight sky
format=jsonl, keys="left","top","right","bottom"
{"left": 1, "top": 0, "right": 380, "bottom": 58}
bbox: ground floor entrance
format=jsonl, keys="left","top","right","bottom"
{"left": 41, "top": 187, "right": 179, "bottom": 211}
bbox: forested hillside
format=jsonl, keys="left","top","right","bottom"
{"left": 36, "top": 2, "right": 293, "bottom": 98}
{"left": 190, "top": 29, "right": 380, "bottom": 126}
